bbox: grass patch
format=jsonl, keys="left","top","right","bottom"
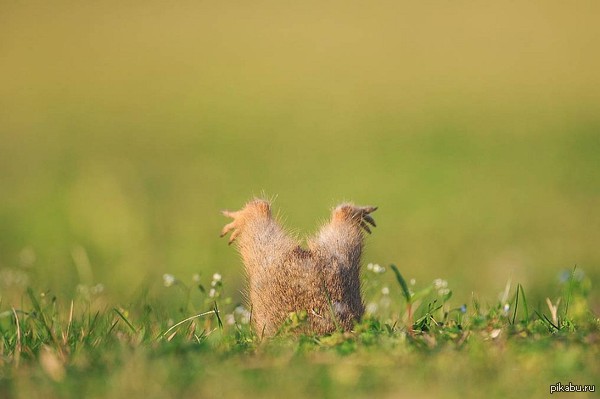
{"left": 1, "top": 3, "right": 599, "bottom": 397}
{"left": 0, "top": 266, "right": 597, "bottom": 399}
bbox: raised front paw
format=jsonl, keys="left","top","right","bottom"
{"left": 220, "top": 199, "right": 272, "bottom": 244}
{"left": 220, "top": 209, "right": 242, "bottom": 245}
{"left": 332, "top": 203, "right": 377, "bottom": 234}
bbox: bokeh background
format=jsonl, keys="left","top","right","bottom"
{"left": 1, "top": 1, "right": 599, "bottom": 309}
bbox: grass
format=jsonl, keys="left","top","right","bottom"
{"left": 1, "top": 2, "right": 600, "bottom": 398}
{"left": 0, "top": 266, "right": 597, "bottom": 399}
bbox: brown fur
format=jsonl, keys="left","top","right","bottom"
{"left": 221, "top": 199, "right": 377, "bottom": 336}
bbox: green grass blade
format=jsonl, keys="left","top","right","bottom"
{"left": 26, "top": 287, "right": 59, "bottom": 345}
{"left": 214, "top": 301, "right": 223, "bottom": 330}
{"left": 511, "top": 284, "right": 519, "bottom": 325}
{"left": 534, "top": 310, "right": 559, "bottom": 331}
{"left": 113, "top": 308, "right": 136, "bottom": 332}
{"left": 390, "top": 264, "right": 411, "bottom": 304}
{"left": 564, "top": 265, "right": 576, "bottom": 319}
{"left": 161, "top": 310, "right": 216, "bottom": 338}
{"left": 518, "top": 284, "right": 529, "bottom": 323}
{"left": 107, "top": 320, "right": 120, "bottom": 336}
{"left": 542, "top": 314, "right": 560, "bottom": 331}
{"left": 26, "top": 288, "right": 42, "bottom": 314}
{"left": 88, "top": 311, "right": 100, "bottom": 335}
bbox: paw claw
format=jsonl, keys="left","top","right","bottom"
{"left": 220, "top": 221, "right": 236, "bottom": 237}
{"left": 362, "top": 206, "right": 378, "bottom": 214}
{"left": 228, "top": 229, "right": 241, "bottom": 244}
{"left": 358, "top": 206, "right": 377, "bottom": 232}
{"left": 360, "top": 221, "right": 372, "bottom": 234}
{"left": 221, "top": 210, "right": 241, "bottom": 242}
{"left": 333, "top": 203, "right": 377, "bottom": 233}
{"left": 363, "top": 214, "right": 376, "bottom": 227}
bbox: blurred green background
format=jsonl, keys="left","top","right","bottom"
{"left": 1, "top": 1, "right": 599, "bottom": 308}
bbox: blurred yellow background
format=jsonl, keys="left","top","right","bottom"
{"left": 1, "top": 1, "right": 599, "bottom": 307}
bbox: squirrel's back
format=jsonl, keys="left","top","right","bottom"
{"left": 221, "top": 199, "right": 377, "bottom": 335}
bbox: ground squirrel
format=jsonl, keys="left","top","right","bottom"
{"left": 221, "top": 199, "right": 377, "bottom": 336}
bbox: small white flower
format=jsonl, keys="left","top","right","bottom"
{"left": 211, "top": 280, "right": 217, "bottom": 287}
{"left": 380, "top": 296, "right": 391, "bottom": 308}
{"left": 91, "top": 283, "right": 104, "bottom": 295}
{"left": 438, "top": 288, "right": 450, "bottom": 296}
{"left": 366, "top": 302, "right": 378, "bottom": 314}
{"left": 503, "top": 303, "right": 510, "bottom": 313}
{"left": 76, "top": 284, "right": 89, "bottom": 295}
{"left": 433, "top": 279, "right": 448, "bottom": 290}
{"left": 0, "top": 268, "right": 30, "bottom": 288}
{"left": 410, "top": 279, "right": 416, "bottom": 285}
{"left": 163, "top": 274, "right": 176, "bottom": 287}
{"left": 212, "top": 273, "right": 222, "bottom": 282}
{"left": 372, "top": 264, "right": 385, "bottom": 274}
{"left": 367, "top": 263, "right": 374, "bottom": 271}
{"left": 209, "top": 288, "right": 216, "bottom": 298}
{"left": 234, "top": 305, "right": 252, "bottom": 324}
{"left": 192, "top": 274, "right": 201, "bottom": 283}
{"left": 234, "top": 306, "right": 251, "bottom": 324}
{"left": 381, "top": 287, "right": 390, "bottom": 295}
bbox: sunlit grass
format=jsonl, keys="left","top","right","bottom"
{"left": 0, "top": 266, "right": 597, "bottom": 399}
{"left": 1, "top": 2, "right": 599, "bottom": 398}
